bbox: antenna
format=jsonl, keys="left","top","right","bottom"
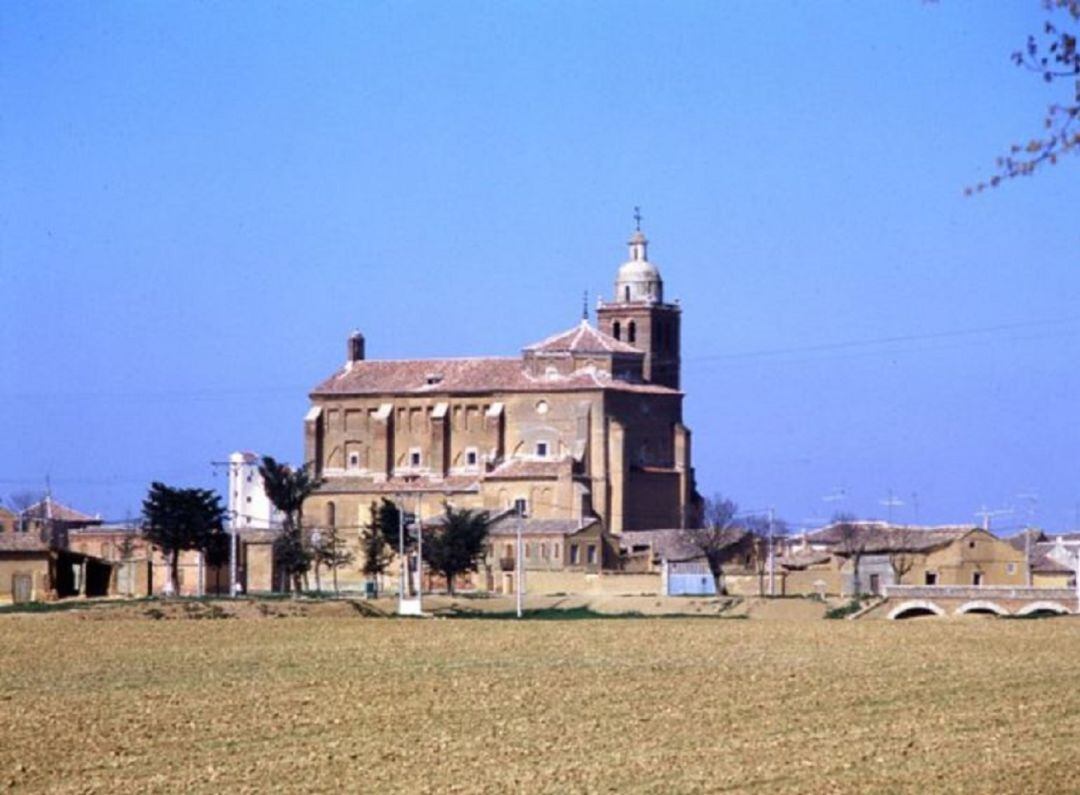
{"left": 822, "top": 488, "right": 846, "bottom": 504}
{"left": 974, "top": 505, "right": 1013, "bottom": 532}
{"left": 879, "top": 489, "right": 904, "bottom": 524}
{"left": 633, "top": 206, "right": 642, "bottom": 231}
{"left": 1015, "top": 491, "right": 1039, "bottom": 528}
{"left": 582, "top": 290, "right": 589, "bottom": 321}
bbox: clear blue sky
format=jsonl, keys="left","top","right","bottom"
{"left": 3, "top": 1, "right": 1078, "bottom": 532}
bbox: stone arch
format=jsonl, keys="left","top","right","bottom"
{"left": 888, "top": 600, "right": 946, "bottom": 620}
{"left": 955, "top": 600, "right": 1009, "bottom": 616}
{"left": 1016, "top": 601, "right": 1070, "bottom": 617}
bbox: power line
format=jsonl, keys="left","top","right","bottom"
{"left": 685, "top": 315, "right": 1080, "bottom": 363}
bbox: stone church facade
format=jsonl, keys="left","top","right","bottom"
{"left": 303, "top": 227, "right": 697, "bottom": 549}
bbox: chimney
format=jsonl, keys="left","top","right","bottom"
{"left": 348, "top": 331, "right": 365, "bottom": 362}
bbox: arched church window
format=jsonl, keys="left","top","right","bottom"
{"left": 628, "top": 321, "right": 636, "bottom": 344}
{"left": 613, "top": 321, "right": 621, "bottom": 340}
{"left": 326, "top": 501, "right": 336, "bottom": 528}
{"left": 624, "top": 286, "right": 631, "bottom": 301}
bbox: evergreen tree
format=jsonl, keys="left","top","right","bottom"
{"left": 141, "top": 482, "right": 226, "bottom": 596}
{"left": 259, "top": 456, "right": 323, "bottom": 593}
{"left": 422, "top": 504, "right": 490, "bottom": 596}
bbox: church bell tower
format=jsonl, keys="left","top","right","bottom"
{"left": 596, "top": 216, "right": 681, "bottom": 390}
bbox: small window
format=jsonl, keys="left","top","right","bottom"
{"left": 465, "top": 448, "right": 478, "bottom": 467}
{"left": 969, "top": 541, "right": 976, "bottom": 549}
{"left": 504, "top": 543, "right": 513, "bottom": 558}
{"left": 569, "top": 544, "right": 580, "bottom": 565}
{"left": 627, "top": 321, "right": 636, "bottom": 344}
{"left": 409, "top": 448, "right": 422, "bottom": 467}
{"left": 348, "top": 452, "right": 360, "bottom": 469}
{"left": 514, "top": 498, "right": 529, "bottom": 518}
{"left": 613, "top": 321, "right": 621, "bottom": 340}
{"left": 525, "top": 543, "right": 533, "bottom": 560}
{"left": 587, "top": 544, "right": 597, "bottom": 565}
{"left": 973, "top": 572, "right": 983, "bottom": 586}
{"left": 540, "top": 543, "right": 548, "bottom": 561}
{"left": 536, "top": 441, "right": 548, "bottom": 458}
{"left": 925, "top": 572, "right": 938, "bottom": 586}
{"left": 624, "top": 286, "right": 631, "bottom": 301}
{"left": 1006, "top": 562, "right": 1017, "bottom": 575}
{"left": 554, "top": 543, "right": 560, "bottom": 560}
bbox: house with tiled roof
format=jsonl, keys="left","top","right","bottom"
{"left": 301, "top": 225, "right": 699, "bottom": 590}
{"left": 0, "top": 497, "right": 111, "bottom": 603}
{"left": 781, "top": 521, "right": 1027, "bottom": 596}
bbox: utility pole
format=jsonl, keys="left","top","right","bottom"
{"left": 1017, "top": 492, "right": 1039, "bottom": 587}
{"left": 516, "top": 500, "right": 524, "bottom": 619}
{"left": 416, "top": 491, "right": 423, "bottom": 613}
{"left": 767, "top": 507, "right": 776, "bottom": 597}
{"left": 397, "top": 493, "right": 405, "bottom": 612}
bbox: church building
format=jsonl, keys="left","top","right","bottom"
{"left": 303, "top": 225, "right": 698, "bottom": 556}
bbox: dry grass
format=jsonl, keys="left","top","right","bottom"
{"left": 1, "top": 612, "right": 1078, "bottom": 793}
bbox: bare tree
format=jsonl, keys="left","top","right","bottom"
{"left": 833, "top": 514, "right": 866, "bottom": 597}
{"left": 968, "top": 1, "right": 1080, "bottom": 192}
{"left": 887, "top": 526, "right": 919, "bottom": 585}
{"left": 680, "top": 495, "right": 741, "bottom": 592}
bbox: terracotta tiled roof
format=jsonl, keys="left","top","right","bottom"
{"left": 776, "top": 551, "right": 833, "bottom": 569}
{"left": 1031, "top": 548, "right": 1074, "bottom": 574}
{"left": 805, "top": 522, "right": 973, "bottom": 554}
{"left": 1008, "top": 528, "right": 1048, "bottom": 552}
{"left": 486, "top": 459, "right": 567, "bottom": 479}
{"left": 311, "top": 356, "right": 676, "bottom": 397}
{"left": 618, "top": 528, "right": 746, "bottom": 563}
{"left": 0, "top": 533, "right": 51, "bottom": 553}
{"left": 525, "top": 321, "right": 642, "bottom": 355}
{"left": 487, "top": 515, "right": 599, "bottom": 537}
{"left": 23, "top": 497, "right": 99, "bottom": 524}
{"left": 316, "top": 475, "right": 482, "bottom": 495}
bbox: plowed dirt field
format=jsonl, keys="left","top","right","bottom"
{"left": 1, "top": 612, "right": 1077, "bottom": 793}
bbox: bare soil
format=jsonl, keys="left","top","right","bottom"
{"left": 1, "top": 609, "right": 1077, "bottom": 793}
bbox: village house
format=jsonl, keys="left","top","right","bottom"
{"left": 0, "top": 498, "right": 112, "bottom": 603}
{"left": 616, "top": 527, "right": 761, "bottom": 595}
{"left": 779, "top": 521, "right": 1028, "bottom": 597}
{"left": 1008, "top": 530, "right": 1079, "bottom": 588}
{"left": 300, "top": 225, "right": 700, "bottom": 592}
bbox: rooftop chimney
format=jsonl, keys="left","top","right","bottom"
{"left": 348, "top": 331, "right": 365, "bottom": 362}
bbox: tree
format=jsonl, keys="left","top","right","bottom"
{"left": 421, "top": 504, "right": 491, "bottom": 596}
{"left": 361, "top": 501, "right": 394, "bottom": 579}
{"left": 832, "top": 513, "right": 867, "bottom": 597}
{"left": 259, "top": 456, "right": 323, "bottom": 593}
{"left": 141, "top": 482, "right": 226, "bottom": 596}
{"left": 887, "top": 526, "right": 920, "bottom": 585}
{"left": 969, "top": 1, "right": 1080, "bottom": 192}
{"left": 311, "top": 527, "right": 355, "bottom": 595}
{"left": 679, "top": 495, "right": 742, "bottom": 592}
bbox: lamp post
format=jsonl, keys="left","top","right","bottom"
{"left": 396, "top": 492, "right": 405, "bottom": 613}
{"left": 416, "top": 491, "right": 424, "bottom": 613}
{"left": 516, "top": 500, "right": 524, "bottom": 619}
